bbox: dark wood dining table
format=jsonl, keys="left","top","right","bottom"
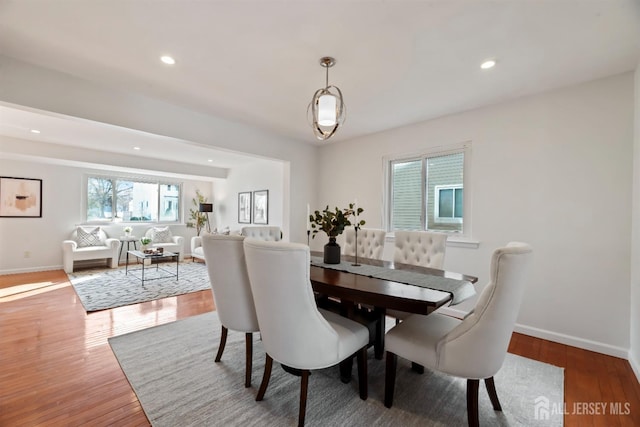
{"left": 309, "top": 251, "right": 478, "bottom": 361}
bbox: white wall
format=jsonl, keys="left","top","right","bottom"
{"left": 631, "top": 64, "right": 640, "bottom": 379}
{"left": 0, "top": 55, "right": 318, "bottom": 245}
{"left": 318, "top": 73, "right": 634, "bottom": 356}
{"left": 0, "top": 157, "right": 213, "bottom": 273}
{"left": 213, "top": 158, "right": 287, "bottom": 236}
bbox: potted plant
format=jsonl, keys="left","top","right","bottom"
{"left": 186, "top": 190, "right": 209, "bottom": 236}
{"left": 309, "top": 204, "right": 365, "bottom": 264}
{"left": 140, "top": 237, "right": 152, "bottom": 252}
{"left": 123, "top": 226, "right": 132, "bottom": 237}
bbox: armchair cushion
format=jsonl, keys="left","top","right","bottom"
{"left": 150, "top": 226, "right": 173, "bottom": 243}
{"left": 76, "top": 226, "right": 105, "bottom": 247}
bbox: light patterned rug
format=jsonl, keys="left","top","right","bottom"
{"left": 68, "top": 262, "right": 210, "bottom": 312}
{"left": 109, "top": 312, "right": 564, "bottom": 426}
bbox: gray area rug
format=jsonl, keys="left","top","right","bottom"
{"left": 68, "top": 262, "right": 210, "bottom": 312}
{"left": 109, "top": 312, "right": 564, "bottom": 426}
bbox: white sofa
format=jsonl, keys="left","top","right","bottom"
{"left": 144, "top": 227, "right": 185, "bottom": 261}
{"left": 62, "top": 227, "right": 120, "bottom": 273}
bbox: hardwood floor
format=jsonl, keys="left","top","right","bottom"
{"left": 1, "top": 269, "right": 639, "bottom": 426}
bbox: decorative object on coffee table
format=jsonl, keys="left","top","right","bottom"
{"left": 140, "top": 237, "right": 152, "bottom": 252}
{"left": 309, "top": 203, "right": 365, "bottom": 264}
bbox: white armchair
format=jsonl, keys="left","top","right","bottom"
{"left": 62, "top": 227, "right": 120, "bottom": 273}
{"left": 241, "top": 226, "right": 282, "bottom": 241}
{"left": 191, "top": 235, "right": 204, "bottom": 262}
{"left": 144, "top": 227, "right": 184, "bottom": 261}
{"left": 384, "top": 242, "right": 533, "bottom": 427}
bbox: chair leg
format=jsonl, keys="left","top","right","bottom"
{"left": 256, "top": 354, "right": 273, "bottom": 401}
{"left": 467, "top": 379, "right": 480, "bottom": 427}
{"left": 356, "top": 346, "right": 368, "bottom": 400}
{"left": 245, "top": 332, "right": 253, "bottom": 388}
{"left": 298, "top": 370, "right": 310, "bottom": 427}
{"left": 384, "top": 351, "right": 397, "bottom": 408}
{"left": 215, "top": 326, "right": 228, "bottom": 362}
{"left": 485, "top": 376, "right": 502, "bottom": 411}
{"left": 339, "top": 356, "right": 353, "bottom": 383}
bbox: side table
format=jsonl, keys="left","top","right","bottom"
{"left": 119, "top": 236, "right": 138, "bottom": 263}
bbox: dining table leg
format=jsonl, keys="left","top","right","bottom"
{"left": 374, "top": 307, "right": 386, "bottom": 360}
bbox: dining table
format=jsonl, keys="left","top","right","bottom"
{"left": 309, "top": 251, "right": 478, "bottom": 363}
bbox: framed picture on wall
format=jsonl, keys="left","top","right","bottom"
{"left": 253, "top": 190, "right": 268, "bottom": 224}
{"left": 238, "top": 192, "right": 252, "bottom": 224}
{"left": 0, "top": 176, "right": 42, "bottom": 218}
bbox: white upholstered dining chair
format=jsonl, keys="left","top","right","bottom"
{"left": 241, "top": 226, "right": 282, "bottom": 241}
{"left": 384, "top": 242, "right": 533, "bottom": 427}
{"left": 393, "top": 230, "right": 447, "bottom": 268}
{"left": 201, "top": 234, "right": 259, "bottom": 388}
{"left": 243, "top": 239, "right": 369, "bottom": 426}
{"left": 389, "top": 230, "right": 448, "bottom": 321}
{"left": 344, "top": 228, "right": 386, "bottom": 260}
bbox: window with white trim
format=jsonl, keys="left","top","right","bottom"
{"left": 85, "top": 176, "right": 182, "bottom": 223}
{"left": 387, "top": 144, "right": 468, "bottom": 234}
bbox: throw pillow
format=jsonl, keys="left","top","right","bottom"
{"left": 152, "top": 227, "right": 173, "bottom": 243}
{"left": 76, "top": 227, "right": 103, "bottom": 247}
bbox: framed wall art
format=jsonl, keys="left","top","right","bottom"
{"left": 252, "top": 190, "right": 268, "bottom": 224}
{"left": 238, "top": 192, "right": 252, "bottom": 224}
{"left": 0, "top": 176, "right": 42, "bottom": 218}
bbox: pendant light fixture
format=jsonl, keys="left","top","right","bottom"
{"left": 308, "top": 57, "right": 346, "bottom": 141}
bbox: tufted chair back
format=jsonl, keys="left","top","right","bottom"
{"left": 241, "top": 226, "right": 282, "bottom": 241}
{"left": 393, "top": 230, "right": 447, "bottom": 268}
{"left": 344, "top": 228, "right": 386, "bottom": 260}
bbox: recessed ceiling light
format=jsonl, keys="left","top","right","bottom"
{"left": 133, "top": 147, "right": 141, "bottom": 150}
{"left": 30, "top": 129, "right": 41, "bottom": 134}
{"left": 480, "top": 59, "right": 496, "bottom": 69}
{"left": 207, "top": 159, "right": 213, "bottom": 163}
{"left": 160, "top": 55, "right": 176, "bottom": 65}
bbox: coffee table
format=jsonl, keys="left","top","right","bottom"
{"left": 125, "top": 250, "right": 179, "bottom": 286}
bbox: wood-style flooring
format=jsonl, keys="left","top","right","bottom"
{"left": 1, "top": 269, "right": 639, "bottom": 426}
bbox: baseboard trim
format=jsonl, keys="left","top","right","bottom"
{"left": 438, "top": 306, "right": 630, "bottom": 359}
{"left": 629, "top": 350, "right": 640, "bottom": 384}
{"left": 0, "top": 265, "right": 63, "bottom": 276}
{"left": 514, "top": 323, "right": 629, "bottom": 359}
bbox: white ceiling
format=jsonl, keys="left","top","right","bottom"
{"left": 0, "top": 0, "right": 639, "bottom": 166}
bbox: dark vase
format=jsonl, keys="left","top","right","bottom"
{"left": 324, "top": 237, "right": 341, "bottom": 264}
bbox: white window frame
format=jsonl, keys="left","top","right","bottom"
{"left": 382, "top": 141, "right": 472, "bottom": 239}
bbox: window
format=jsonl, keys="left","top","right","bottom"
{"left": 86, "top": 176, "right": 181, "bottom": 223}
{"left": 387, "top": 144, "right": 468, "bottom": 234}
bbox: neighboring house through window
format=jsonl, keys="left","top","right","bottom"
{"left": 386, "top": 142, "right": 469, "bottom": 235}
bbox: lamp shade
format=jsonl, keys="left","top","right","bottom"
{"left": 317, "top": 94, "right": 337, "bottom": 126}
{"left": 199, "top": 203, "right": 213, "bottom": 213}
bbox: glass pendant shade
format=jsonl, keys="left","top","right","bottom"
{"left": 317, "top": 94, "right": 337, "bottom": 126}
